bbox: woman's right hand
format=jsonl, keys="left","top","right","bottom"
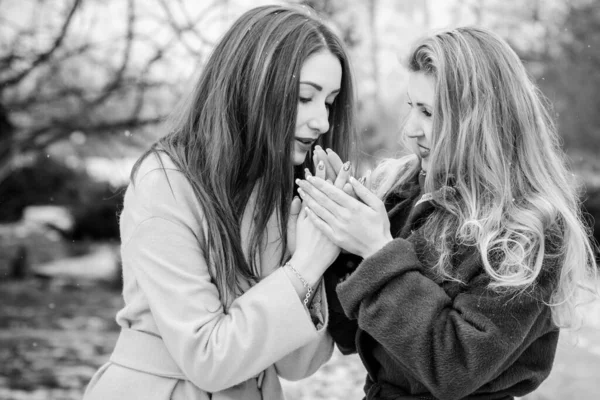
{"left": 289, "top": 160, "right": 340, "bottom": 286}
{"left": 288, "top": 199, "right": 340, "bottom": 287}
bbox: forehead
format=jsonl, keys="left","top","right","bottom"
{"left": 299, "top": 50, "right": 342, "bottom": 84}
{"left": 407, "top": 72, "right": 435, "bottom": 103}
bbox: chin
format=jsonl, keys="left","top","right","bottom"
{"left": 293, "top": 151, "right": 308, "bottom": 166}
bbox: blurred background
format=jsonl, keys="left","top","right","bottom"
{"left": 0, "top": 0, "right": 598, "bottom": 399}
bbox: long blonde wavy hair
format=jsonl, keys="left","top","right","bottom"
{"left": 377, "top": 27, "right": 597, "bottom": 328}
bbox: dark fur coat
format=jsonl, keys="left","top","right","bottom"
{"left": 324, "top": 173, "right": 560, "bottom": 400}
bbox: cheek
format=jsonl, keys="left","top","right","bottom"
{"left": 295, "top": 103, "right": 306, "bottom": 129}
{"left": 423, "top": 120, "right": 434, "bottom": 142}
{"left": 402, "top": 115, "right": 413, "bottom": 135}
{"left": 403, "top": 113, "right": 418, "bottom": 136}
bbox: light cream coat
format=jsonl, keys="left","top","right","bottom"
{"left": 83, "top": 153, "right": 333, "bottom": 399}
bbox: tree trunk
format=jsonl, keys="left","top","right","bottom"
{"left": 0, "top": 103, "right": 15, "bottom": 185}
{"left": 368, "top": 0, "right": 380, "bottom": 108}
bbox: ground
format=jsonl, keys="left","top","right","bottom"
{"left": 1, "top": 231, "right": 599, "bottom": 400}
{"left": 1, "top": 274, "right": 599, "bottom": 400}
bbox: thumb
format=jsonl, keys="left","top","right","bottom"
{"left": 289, "top": 196, "right": 301, "bottom": 221}
{"left": 342, "top": 182, "right": 357, "bottom": 199}
{"left": 287, "top": 197, "right": 301, "bottom": 255}
{"left": 298, "top": 201, "right": 307, "bottom": 221}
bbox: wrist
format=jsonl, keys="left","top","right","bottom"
{"left": 284, "top": 261, "right": 316, "bottom": 307}
{"left": 287, "top": 255, "right": 321, "bottom": 286}
{"left": 361, "top": 234, "right": 393, "bottom": 259}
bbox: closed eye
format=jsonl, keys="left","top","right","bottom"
{"left": 408, "top": 100, "right": 432, "bottom": 118}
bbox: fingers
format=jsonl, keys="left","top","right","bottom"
{"left": 349, "top": 176, "right": 383, "bottom": 210}
{"left": 315, "top": 160, "right": 326, "bottom": 180}
{"left": 297, "top": 184, "right": 338, "bottom": 225}
{"left": 325, "top": 148, "right": 344, "bottom": 175}
{"left": 298, "top": 176, "right": 359, "bottom": 209}
{"left": 334, "top": 161, "right": 351, "bottom": 190}
{"left": 364, "top": 169, "right": 373, "bottom": 191}
{"left": 313, "top": 146, "right": 336, "bottom": 181}
{"left": 342, "top": 182, "right": 357, "bottom": 199}
{"left": 304, "top": 207, "right": 337, "bottom": 243}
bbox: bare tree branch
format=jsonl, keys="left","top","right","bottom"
{"left": 0, "top": 0, "right": 215, "bottom": 185}
{"left": 13, "top": 115, "right": 166, "bottom": 158}
{"left": 88, "top": 0, "right": 135, "bottom": 107}
{"left": 156, "top": 0, "right": 217, "bottom": 51}
{"left": 0, "top": 0, "right": 82, "bottom": 88}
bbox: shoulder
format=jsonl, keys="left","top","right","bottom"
{"left": 127, "top": 152, "right": 204, "bottom": 226}
{"left": 131, "top": 152, "right": 190, "bottom": 202}
{"left": 133, "top": 151, "right": 181, "bottom": 185}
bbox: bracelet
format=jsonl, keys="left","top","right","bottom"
{"left": 284, "top": 262, "right": 312, "bottom": 307}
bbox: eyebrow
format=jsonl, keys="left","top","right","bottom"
{"left": 300, "top": 81, "right": 340, "bottom": 94}
{"left": 406, "top": 92, "right": 431, "bottom": 108}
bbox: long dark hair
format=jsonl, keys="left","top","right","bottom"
{"left": 131, "top": 5, "right": 356, "bottom": 308}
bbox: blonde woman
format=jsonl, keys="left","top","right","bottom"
{"left": 297, "top": 26, "right": 598, "bottom": 400}
{"left": 83, "top": 4, "right": 357, "bottom": 399}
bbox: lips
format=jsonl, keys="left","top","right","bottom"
{"left": 295, "top": 137, "right": 317, "bottom": 152}
{"left": 418, "top": 144, "right": 430, "bottom": 158}
{"left": 295, "top": 137, "right": 316, "bottom": 145}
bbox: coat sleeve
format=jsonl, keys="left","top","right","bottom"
{"left": 122, "top": 168, "right": 325, "bottom": 393}
{"left": 274, "top": 282, "right": 334, "bottom": 380}
{"left": 323, "top": 253, "right": 362, "bottom": 355}
{"left": 336, "top": 236, "right": 559, "bottom": 400}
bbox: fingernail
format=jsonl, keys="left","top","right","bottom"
{"left": 295, "top": 178, "right": 301, "bottom": 185}
{"left": 350, "top": 176, "right": 357, "bottom": 183}
{"left": 315, "top": 145, "right": 323, "bottom": 151}
{"left": 298, "top": 188, "right": 305, "bottom": 196}
{"left": 306, "top": 176, "right": 314, "bottom": 182}
{"left": 342, "top": 161, "right": 351, "bottom": 171}
{"left": 326, "top": 148, "right": 332, "bottom": 153}
{"left": 304, "top": 168, "right": 312, "bottom": 177}
{"left": 318, "top": 161, "right": 324, "bottom": 170}
{"left": 359, "top": 176, "right": 366, "bottom": 185}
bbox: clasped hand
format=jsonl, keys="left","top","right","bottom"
{"left": 296, "top": 172, "right": 393, "bottom": 260}
{"left": 285, "top": 146, "right": 346, "bottom": 280}
{"left": 286, "top": 145, "right": 352, "bottom": 256}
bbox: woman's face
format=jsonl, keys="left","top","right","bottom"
{"left": 405, "top": 72, "right": 435, "bottom": 173}
{"left": 293, "top": 50, "right": 342, "bottom": 166}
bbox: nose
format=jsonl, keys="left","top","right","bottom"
{"left": 404, "top": 110, "right": 423, "bottom": 139}
{"left": 307, "top": 104, "right": 330, "bottom": 134}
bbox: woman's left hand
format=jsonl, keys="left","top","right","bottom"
{"left": 296, "top": 176, "right": 393, "bottom": 259}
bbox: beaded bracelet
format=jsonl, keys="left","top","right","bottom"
{"left": 284, "top": 262, "right": 312, "bottom": 307}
